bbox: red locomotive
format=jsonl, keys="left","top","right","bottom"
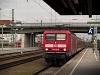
{"left": 43, "top": 30, "right": 84, "bottom": 65}
{"left": 14, "top": 41, "right": 21, "bottom": 47}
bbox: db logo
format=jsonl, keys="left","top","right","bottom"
{"left": 53, "top": 44, "right": 58, "bottom": 47}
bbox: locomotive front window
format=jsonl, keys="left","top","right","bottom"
{"left": 56, "top": 34, "right": 66, "bottom": 40}
{"left": 46, "top": 34, "right": 55, "bottom": 40}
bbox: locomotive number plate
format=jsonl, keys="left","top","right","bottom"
{"left": 53, "top": 44, "right": 58, "bottom": 47}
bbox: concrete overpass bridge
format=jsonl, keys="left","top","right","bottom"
{"left": 0, "top": 22, "right": 100, "bottom": 34}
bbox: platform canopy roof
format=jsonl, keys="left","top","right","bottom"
{"left": 43, "top": 0, "right": 100, "bottom": 18}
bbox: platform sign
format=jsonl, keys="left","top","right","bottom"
{"left": 88, "top": 28, "right": 94, "bottom": 35}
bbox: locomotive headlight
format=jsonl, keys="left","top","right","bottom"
{"left": 64, "top": 48, "right": 66, "bottom": 51}
{"left": 45, "top": 48, "right": 48, "bottom": 51}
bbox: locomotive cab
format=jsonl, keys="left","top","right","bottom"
{"left": 43, "top": 30, "right": 84, "bottom": 65}
{"left": 43, "top": 30, "right": 70, "bottom": 64}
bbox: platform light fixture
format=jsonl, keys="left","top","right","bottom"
{"left": 61, "top": 0, "right": 68, "bottom": 8}
{"left": 79, "top": 12, "right": 82, "bottom": 15}
{"left": 73, "top": 0, "right": 79, "bottom": 4}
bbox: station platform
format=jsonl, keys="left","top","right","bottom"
{"left": 0, "top": 47, "right": 42, "bottom": 55}
{"left": 55, "top": 48, "right": 100, "bottom": 75}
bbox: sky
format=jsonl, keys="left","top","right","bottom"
{"left": 0, "top": 0, "right": 100, "bottom": 41}
{"left": 0, "top": 0, "right": 100, "bottom": 23}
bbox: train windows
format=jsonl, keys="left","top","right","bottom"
{"left": 46, "top": 34, "right": 55, "bottom": 40}
{"left": 46, "top": 34, "right": 66, "bottom": 41}
{"left": 56, "top": 34, "right": 66, "bottom": 40}
{"left": 77, "top": 40, "right": 82, "bottom": 45}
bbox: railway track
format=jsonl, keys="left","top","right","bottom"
{"left": 32, "top": 65, "right": 60, "bottom": 75}
{"left": 32, "top": 66, "right": 50, "bottom": 75}
{"left": 0, "top": 50, "right": 43, "bottom": 70}
{"left": 0, "top": 50, "right": 43, "bottom": 61}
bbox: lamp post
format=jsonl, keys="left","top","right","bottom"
{"left": 0, "top": 25, "right": 6, "bottom": 50}
{"left": 2, "top": 25, "right": 3, "bottom": 50}
{"left": 0, "top": 8, "right": 3, "bottom": 50}
{"left": 21, "top": 27, "right": 23, "bottom": 47}
{"left": 13, "top": 28, "right": 18, "bottom": 48}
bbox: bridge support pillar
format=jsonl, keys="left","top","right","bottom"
{"left": 21, "top": 33, "right": 36, "bottom": 48}
{"left": 21, "top": 33, "right": 30, "bottom": 48}
{"left": 30, "top": 33, "right": 36, "bottom": 47}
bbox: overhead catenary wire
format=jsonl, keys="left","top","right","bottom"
{"left": 0, "top": 14, "right": 11, "bottom": 19}
{"left": 14, "top": 0, "right": 33, "bottom": 23}
{"left": 0, "top": 0, "right": 62, "bottom": 23}
{"left": 0, "top": 3, "right": 11, "bottom": 10}
{"left": 24, "top": 0, "right": 48, "bottom": 22}
{"left": 26, "top": 1, "right": 44, "bottom": 21}
{"left": 33, "top": 0, "right": 61, "bottom": 22}
{"left": 0, "top": 0, "right": 52, "bottom": 24}
{"left": 0, "top": 0, "right": 33, "bottom": 23}
{"left": 26, "top": 1, "right": 56, "bottom": 22}
{"left": 0, "top": 2, "right": 27, "bottom": 23}
{"left": 32, "top": 0, "right": 62, "bottom": 22}
{"left": 0, "top": 9, "right": 27, "bottom": 23}
{"left": 0, "top": 3, "right": 12, "bottom": 19}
